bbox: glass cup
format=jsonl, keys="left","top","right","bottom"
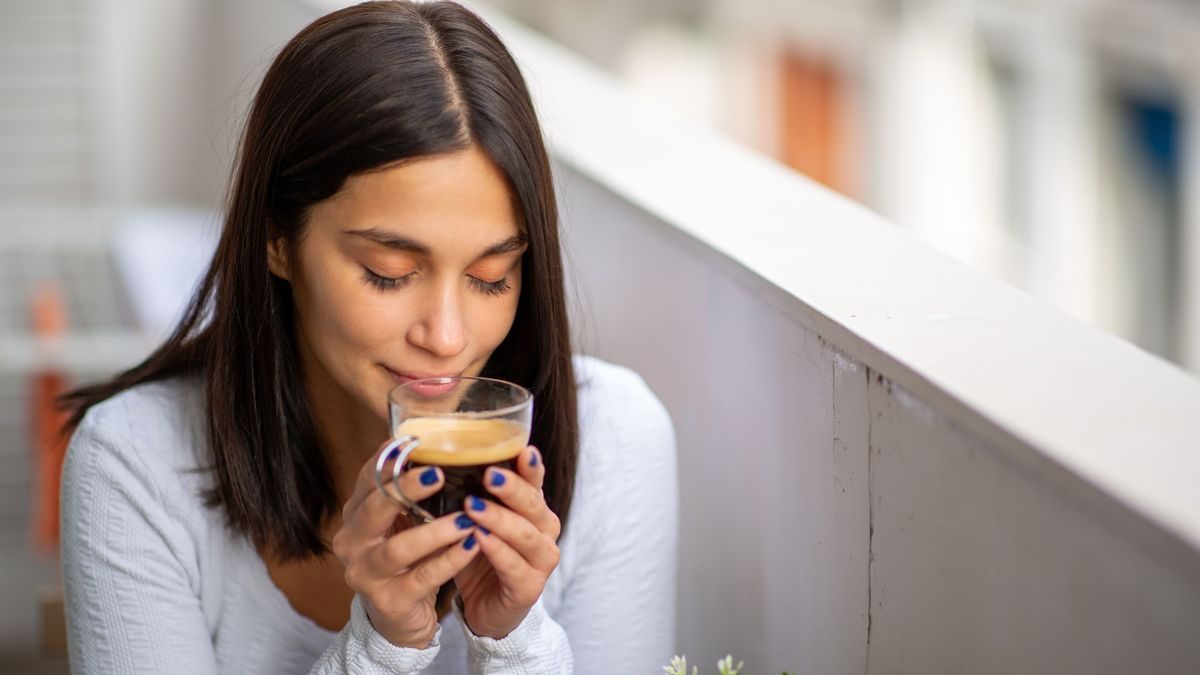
{"left": 375, "top": 376, "right": 533, "bottom": 523}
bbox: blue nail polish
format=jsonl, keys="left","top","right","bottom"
{"left": 479, "top": 526, "right": 491, "bottom": 536}
{"left": 420, "top": 467, "right": 439, "bottom": 486}
{"left": 386, "top": 446, "right": 401, "bottom": 461}
{"left": 529, "top": 450, "right": 539, "bottom": 467}
{"left": 469, "top": 495, "right": 485, "bottom": 512}
{"left": 463, "top": 534, "right": 477, "bottom": 550}
{"left": 489, "top": 471, "right": 506, "bottom": 488}
{"left": 455, "top": 514, "right": 474, "bottom": 530}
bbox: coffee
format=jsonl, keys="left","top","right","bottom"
{"left": 394, "top": 417, "right": 527, "bottom": 518}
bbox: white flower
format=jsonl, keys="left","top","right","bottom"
{"left": 663, "top": 655, "right": 698, "bottom": 675}
{"left": 716, "top": 655, "right": 745, "bottom": 675}
{"left": 664, "top": 653, "right": 753, "bottom": 675}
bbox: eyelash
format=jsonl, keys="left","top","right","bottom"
{"left": 470, "top": 276, "right": 513, "bottom": 296}
{"left": 361, "top": 268, "right": 512, "bottom": 296}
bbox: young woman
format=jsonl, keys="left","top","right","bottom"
{"left": 58, "top": 2, "right": 678, "bottom": 673}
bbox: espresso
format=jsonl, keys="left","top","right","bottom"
{"left": 394, "top": 418, "right": 527, "bottom": 518}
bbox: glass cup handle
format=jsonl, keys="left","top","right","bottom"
{"left": 373, "top": 435, "right": 436, "bottom": 523}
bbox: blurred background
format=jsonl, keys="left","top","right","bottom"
{"left": 1, "top": 0, "right": 1197, "bottom": 670}
{"left": 497, "top": 0, "right": 1200, "bottom": 371}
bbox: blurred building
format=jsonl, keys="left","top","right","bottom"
{"left": 5, "top": 0, "right": 1196, "bottom": 369}
{"left": 0, "top": 1, "right": 313, "bottom": 665}
{"left": 497, "top": 0, "right": 1200, "bottom": 374}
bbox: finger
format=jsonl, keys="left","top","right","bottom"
{"left": 513, "top": 445, "right": 545, "bottom": 490}
{"left": 465, "top": 496, "right": 559, "bottom": 572}
{"left": 482, "top": 465, "right": 560, "bottom": 539}
{"left": 364, "top": 510, "right": 478, "bottom": 579}
{"left": 396, "top": 529, "right": 484, "bottom": 599}
{"left": 473, "top": 527, "right": 547, "bottom": 607}
{"left": 343, "top": 463, "right": 446, "bottom": 543}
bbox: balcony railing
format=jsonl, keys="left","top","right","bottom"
{"left": 468, "top": 5, "right": 1200, "bottom": 673}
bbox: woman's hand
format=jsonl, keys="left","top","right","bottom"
{"left": 331, "top": 441, "right": 482, "bottom": 649}
{"left": 454, "top": 445, "right": 562, "bottom": 639}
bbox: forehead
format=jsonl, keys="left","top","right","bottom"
{"left": 313, "top": 146, "right": 522, "bottom": 246}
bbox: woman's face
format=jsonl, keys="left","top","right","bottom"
{"left": 268, "top": 146, "right": 526, "bottom": 425}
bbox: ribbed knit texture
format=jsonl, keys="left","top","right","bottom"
{"left": 61, "top": 355, "right": 678, "bottom": 674}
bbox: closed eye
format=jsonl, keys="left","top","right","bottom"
{"left": 469, "top": 276, "right": 512, "bottom": 296}
{"left": 362, "top": 267, "right": 512, "bottom": 297}
{"left": 361, "top": 267, "right": 416, "bottom": 291}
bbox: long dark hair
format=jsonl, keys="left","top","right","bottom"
{"left": 60, "top": 0, "right": 577, "bottom": 561}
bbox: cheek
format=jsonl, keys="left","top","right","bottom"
{"left": 295, "top": 256, "right": 402, "bottom": 358}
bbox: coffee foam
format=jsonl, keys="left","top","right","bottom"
{"left": 395, "top": 417, "right": 527, "bottom": 466}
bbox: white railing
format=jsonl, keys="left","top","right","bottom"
{"left": 470, "top": 6, "right": 1200, "bottom": 674}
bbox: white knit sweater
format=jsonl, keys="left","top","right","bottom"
{"left": 61, "top": 355, "right": 678, "bottom": 674}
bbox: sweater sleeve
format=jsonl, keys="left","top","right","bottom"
{"left": 454, "top": 597, "right": 573, "bottom": 674}
{"left": 61, "top": 411, "right": 444, "bottom": 674}
{"left": 555, "top": 365, "right": 680, "bottom": 674}
{"left": 309, "top": 596, "right": 442, "bottom": 673}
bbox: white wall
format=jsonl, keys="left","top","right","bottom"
{"left": 487, "top": 8, "right": 1200, "bottom": 672}
{"left": 559, "top": 167, "right": 870, "bottom": 673}
{"left": 85, "top": 0, "right": 315, "bottom": 210}
{"left": 89, "top": 0, "right": 213, "bottom": 207}
{"left": 557, "top": 157, "right": 1200, "bottom": 673}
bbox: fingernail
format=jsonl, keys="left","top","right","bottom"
{"left": 469, "top": 495, "right": 486, "bottom": 512}
{"left": 529, "top": 449, "right": 539, "bottom": 467}
{"left": 455, "top": 514, "right": 474, "bottom": 530}
{"left": 463, "top": 534, "right": 477, "bottom": 550}
{"left": 489, "top": 470, "right": 506, "bottom": 488}
{"left": 420, "top": 467, "right": 439, "bottom": 486}
{"left": 479, "top": 526, "right": 491, "bottom": 536}
{"left": 386, "top": 446, "right": 401, "bottom": 461}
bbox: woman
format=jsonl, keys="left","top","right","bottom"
{"left": 58, "top": 2, "right": 678, "bottom": 673}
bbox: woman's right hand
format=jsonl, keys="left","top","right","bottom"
{"left": 331, "top": 441, "right": 481, "bottom": 649}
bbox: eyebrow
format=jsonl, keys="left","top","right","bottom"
{"left": 344, "top": 228, "right": 528, "bottom": 258}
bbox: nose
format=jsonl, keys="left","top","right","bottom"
{"left": 406, "top": 278, "right": 468, "bottom": 359}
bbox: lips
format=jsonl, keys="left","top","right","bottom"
{"left": 384, "top": 366, "right": 463, "bottom": 398}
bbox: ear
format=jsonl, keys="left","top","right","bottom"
{"left": 266, "top": 236, "right": 291, "bottom": 282}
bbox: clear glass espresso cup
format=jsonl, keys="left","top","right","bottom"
{"left": 375, "top": 376, "right": 533, "bottom": 523}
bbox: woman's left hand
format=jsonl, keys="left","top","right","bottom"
{"left": 453, "top": 445, "right": 561, "bottom": 639}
